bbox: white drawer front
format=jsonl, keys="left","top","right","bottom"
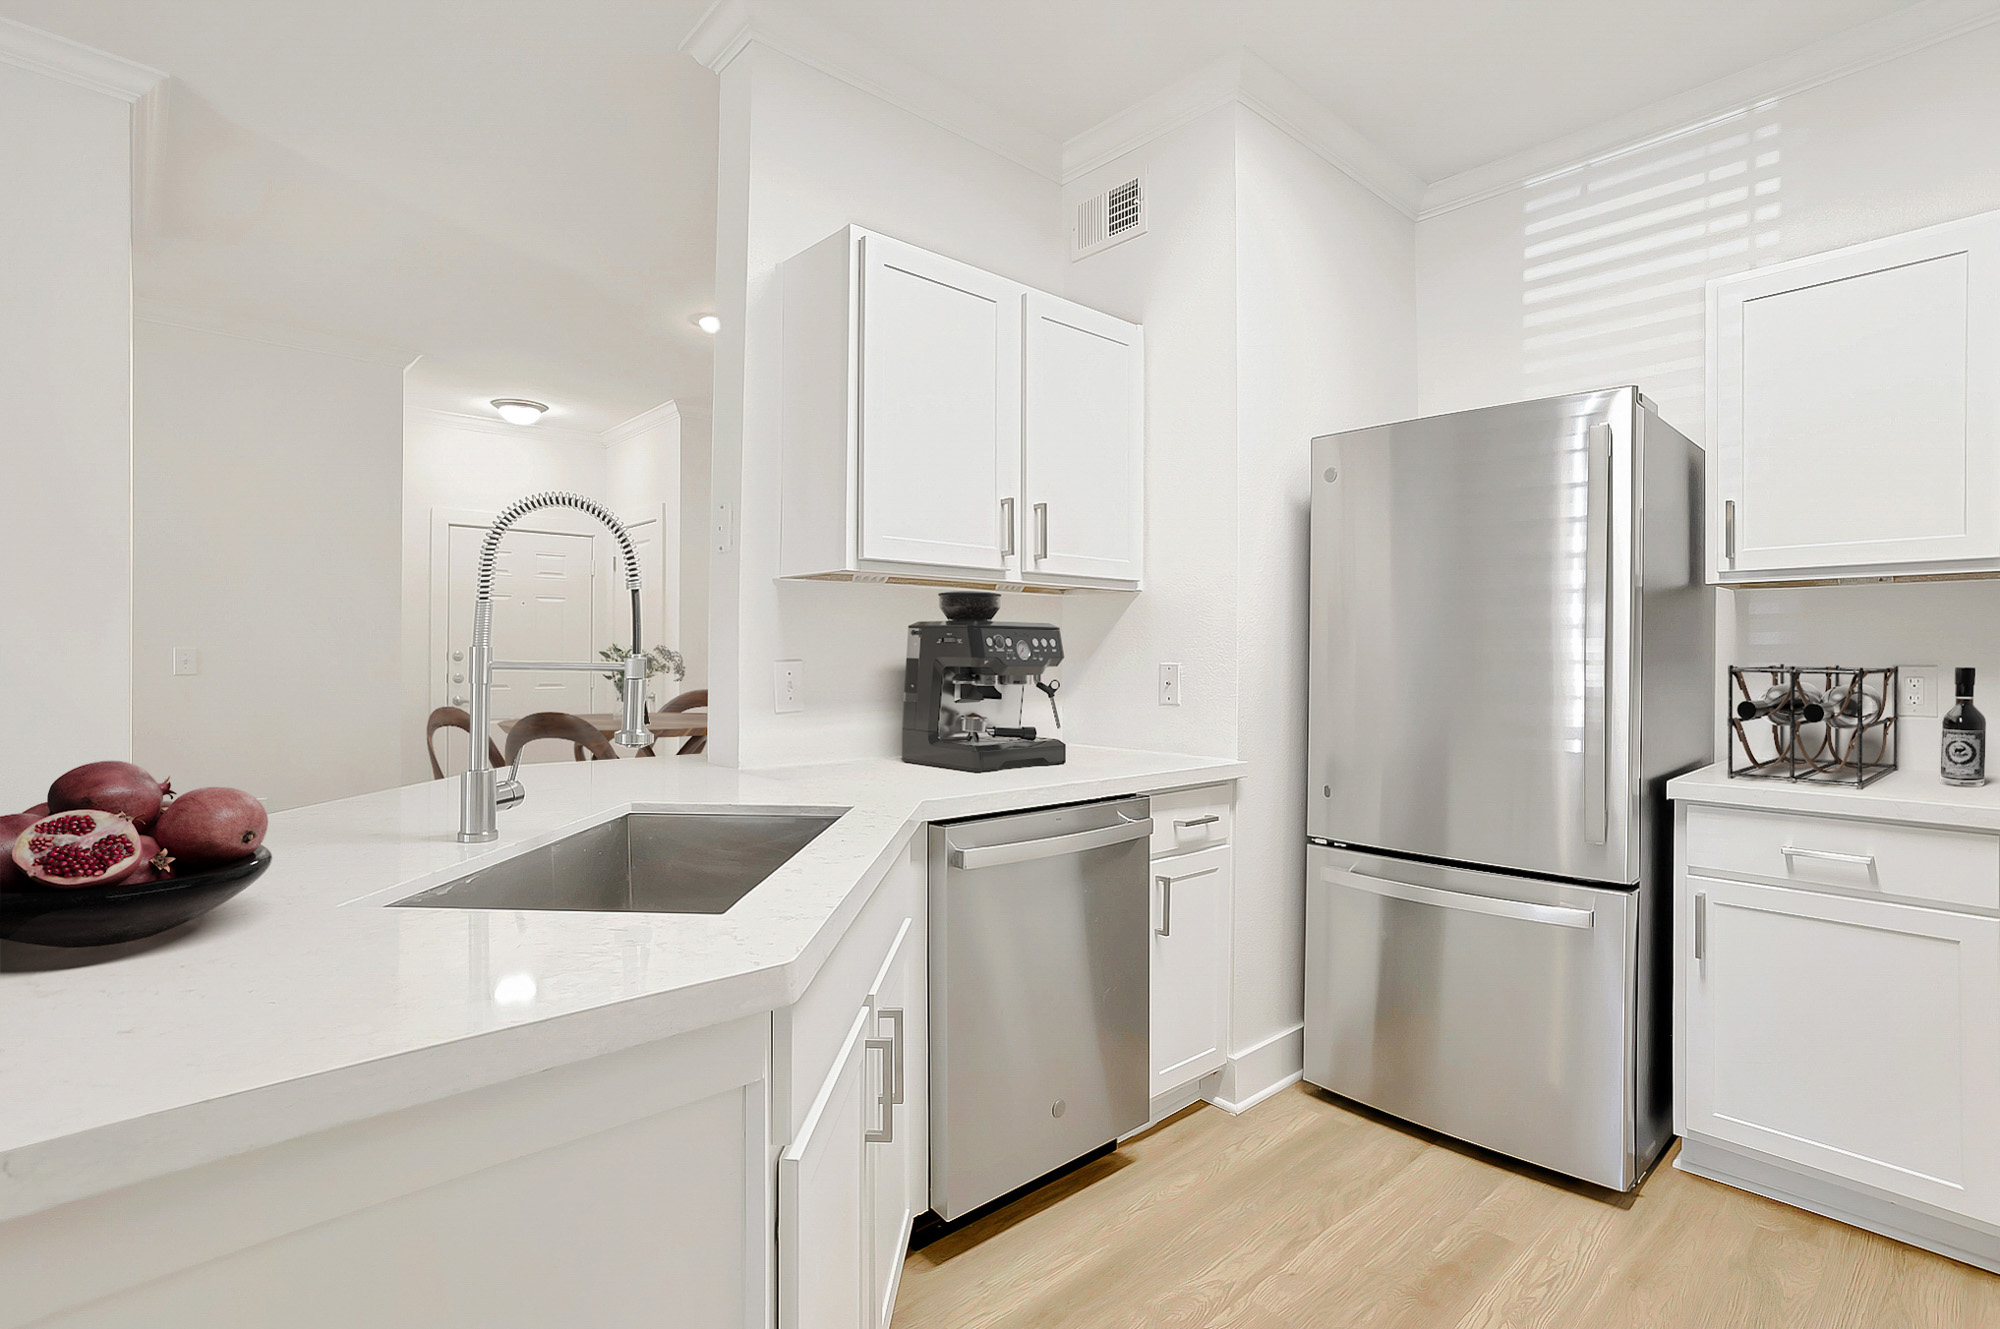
{"left": 1685, "top": 804, "right": 2000, "bottom": 912}
{"left": 1150, "top": 785, "right": 1232, "bottom": 858}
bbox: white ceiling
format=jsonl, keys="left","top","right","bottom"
{"left": 0, "top": 0, "right": 720, "bottom": 431}
{"left": 762, "top": 0, "right": 1929, "bottom": 184}
{"left": 0, "top": 0, "right": 1946, "bottom": 429}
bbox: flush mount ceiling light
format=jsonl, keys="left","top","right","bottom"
{"left": 692, "top": 313, "right": 721, "bottom": 335}
{"left": 490, "top": 398, "right": 549, "bottom": 426}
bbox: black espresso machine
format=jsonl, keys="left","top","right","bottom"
{"left": 902, "top": 593, "right": 1065, "bottom": 771}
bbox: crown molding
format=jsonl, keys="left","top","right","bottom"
{"left": 680, "top": 0, "right": 1062, "bottom": 180}
{"left": 1061, "top": 51, "right": 1424, "bottom": 218}
{"left": 1419, "top": 0, "right": 2000, "bottom": 219}
{"left": 135, "top": 299, "right": 421, "bottom": 369}
{"left": 0, "top": 15, "right": 162, "bottom": 101}
{"left": 603, "top": 399, "right": 682, "bottom": 444}
{"left": 408, "top": 407, "right": 612, "bottom": 448}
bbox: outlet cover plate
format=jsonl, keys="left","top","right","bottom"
{"left": 1902, "top": 665, "right": 1939, "bottom": 718}
{"left": 774, "top": 659, "right": 803, "bottom": 713}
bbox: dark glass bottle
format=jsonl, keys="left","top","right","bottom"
{"left": 1942, "top": 667, "right": 1986, "bottom": 787}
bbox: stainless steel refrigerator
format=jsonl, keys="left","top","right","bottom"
{"left": 1304, "top": 386, "right": 1711, "bottom": 1191}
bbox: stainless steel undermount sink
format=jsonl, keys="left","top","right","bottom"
{"left": 390, "top": 811, "right": 845, "bottom": 915}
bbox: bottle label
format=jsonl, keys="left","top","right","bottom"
{"left": 1943, "top": 731, "right": 1986, "bottom": 781}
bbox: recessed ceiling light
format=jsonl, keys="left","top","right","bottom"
{"left": 490, "top": 398, "right": 548, "bottom": 426}
{"left": 692, "top": 313, "right": 721, "bottom": 335}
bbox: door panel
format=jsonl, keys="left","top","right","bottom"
{"left": 1023, "top": 293, "right": 1143, "bottom": 582}
{"left": 443, "top": 524, "right": 597, "bottom": 773}
{"left": 1304, "top": 845, "right": 1639, "bottom": 1189}
{"left": 1150, "top": 847, "right": 1230, "bottom": 1097}
{"left": 1308, "top": 389, "right": 1636, "bottom": 884}
{"left": 1682, "top": 874, "right": 2000, "bottom": 1220}
{"left": 857, "top": 235, "right": 1020, "bottom": 572}
{"left": 778, "top": 1007, "right": 871, "bottom": 1329}
{"left": 865, "top": 920, "right": 919, "bottom": 1329}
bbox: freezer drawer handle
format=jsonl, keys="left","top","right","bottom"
{"left": 947, "top": 817, "right": 1153, "bottom": 870}
{"left": 1333, "top": 867, "right": 1595, "bottom": 930}
{"left": 1155, "top": 864, "right": 1219, "bottom": 936}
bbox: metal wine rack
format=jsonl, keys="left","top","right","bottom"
{"left": 1728, "top": 665, "right": 1898, "bottom": 788}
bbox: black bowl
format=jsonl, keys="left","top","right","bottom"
{"left": 938, "top": 591, "right": 1001, "bottom": 622}
{"left": 0, "top": 848, "right": 271, "bottom": 948}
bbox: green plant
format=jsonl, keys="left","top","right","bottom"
{"left": 600, "top": 644, "right": 687, "bottom": 702}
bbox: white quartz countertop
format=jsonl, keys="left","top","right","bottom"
{"left": 1669, "top": 761, "right": 2000, "bottom": 833}
{"left": 0, "top": 746, "right": 1242, "bottom": 1222}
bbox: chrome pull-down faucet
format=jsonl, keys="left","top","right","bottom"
{"left": 459, "top": 492, "right": 652, "bottom": 843}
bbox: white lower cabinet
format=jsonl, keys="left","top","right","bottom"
{"left": 1679, "top": 864, "right": 2000, "bottom": 1225}
{"left": 777, "top": 839, "right": 927, "bottom": 1329}
{"left": 1149, "top": 845, "right": 1231, "bottom": 1098}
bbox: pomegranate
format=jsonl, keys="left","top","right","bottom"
{"left": 20, "top": 803, "right": 47, "bottom": 818}
{"left": 12, "top": 811, "right": 145, "bottom": 888}
{"left": 154, "top": 787, "right": 265, "bottom": 866}
{"left": 0, "top": 811, "right": 39, "bottom": 891}
{"left": 48, "top": 761, "right": 172, "bottom": 830}
{"left": 120, "top": 834, "right": 176, "bottom": 885}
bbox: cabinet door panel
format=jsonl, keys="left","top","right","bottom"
{"left": 1150, "top": 847, "right": 1231, "bottom": 1097}
{"left": 866, "top": 918, "right": 921, "bottom": 1329}
{"left": 1023, "top": 293, "right": 1143, "bottom": 583}
{"left": 1682, "top": 875, "right": 2000, "bottom": 1220}
{"left": 779, "top": 1008, "right": 872, "bottom": 1329}
{"left": 858, "top": 236, "right": 1020, "bottom": 572}
{"left": 1711, "top": 210, "right": 2000, "bottom": 579}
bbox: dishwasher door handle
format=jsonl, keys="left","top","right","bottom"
{"left": 947, "top": 817, "right": 1153, "bottom": 870}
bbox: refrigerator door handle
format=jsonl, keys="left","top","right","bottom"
{"left": 1581, "top": 421, "right": 1611, "bottom": 847}
{"left": 1332, "top": 867, "right": 1596, "bottom": 930}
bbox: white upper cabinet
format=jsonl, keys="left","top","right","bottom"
{"left": 1023, "top": 292, "right": 1145, "bottom": 583}
{"left": 856, "top": 236, "right": 1021, "bottom": 573}
{"left": 1709, "top": 208, "right": 2000, "bottom": 582}
{"left": 781, "top": 226, "right": 1144, "bottom": 589}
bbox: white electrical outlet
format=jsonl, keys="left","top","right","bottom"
{"left": 1901, "top": 665, "right": 1939, "bottom": 718}
{"left": 171, "top": 647, "right": 199, "bottom": 676}
{"left": 774, "top": 659, "right": 804, "bottom": 713}
{"left": 1158, "top": 662, "right": 1182, "bottom": 706}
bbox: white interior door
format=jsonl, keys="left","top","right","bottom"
{"left": 857, "top": 233, "right": 1021, "bottom": 573}
{"left": 1023, "top": 292, "right": 1144, "bottom": 582}
{"left": 440, "top": 523, "right": 598, "bottom": 772}
{"left": 601, "top": 513, "right": 676, "bottom": 710}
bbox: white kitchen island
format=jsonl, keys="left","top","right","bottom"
{"left": 0, "top": 746, "right": 1242, "bottom": 1329}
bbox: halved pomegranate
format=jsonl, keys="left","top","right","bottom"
{"left": 12, "top": 811, "right": 145, "bottom": 888}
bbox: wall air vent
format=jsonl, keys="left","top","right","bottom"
{"left": 1072, "top": 172, "right": 1147, "bottom": 260}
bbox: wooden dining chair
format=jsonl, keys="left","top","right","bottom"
{"left": 426, "top": 706, "right": 505, "bottom": 780}
{"left": 502, "top": 712, "right": 619, "bottom": 767}
{"left": 662, "top": 688, "right": 708, "bottom": 756}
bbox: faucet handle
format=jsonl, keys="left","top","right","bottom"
{"left": 495, "top": 768, "right": 525, "bottom": 811}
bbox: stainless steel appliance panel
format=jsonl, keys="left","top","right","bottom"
{"left": 1304, "top": 844, "right": 1644, "bottom": 1189}
{"left": 928, "top": 797, "right": 1151, "bottom": 1222}
{"left": 1308, "top": 388, "right": 1639, "bottom": 884}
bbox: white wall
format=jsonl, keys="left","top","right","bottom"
{"left": 1414, "top": 21, "right": 2000, "bottom": 751}
{"left": 606, "top": 402, "right": 686, "bottom": 689}
{"left": 677, "top": 403, "right": 712, "bottom": 691}
{"left": 134, "top": 319, "right": 403, "bottom": 811}
{"left": 0, "top": 63, "right": 134, "bottom": 809}
{"left": 712, "top": 43, "right": 1069, "bottom": 767}
{"left": 1230, "top": 109, "right": 1417, "bottom": 1084}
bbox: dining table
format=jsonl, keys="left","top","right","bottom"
{"left": 497, "top": 709, "right": 707, "bottom": 755}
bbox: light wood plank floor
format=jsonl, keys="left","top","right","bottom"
{"left": 895, "top": 1084, "right": 2000, "bottom": 1328}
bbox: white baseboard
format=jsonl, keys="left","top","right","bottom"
{"left": 1209, "top": 1022, "right": 1304, "bottom": 1115}
{"left": 1678, "top": 1136, "right": 2000, "bottom": 1274}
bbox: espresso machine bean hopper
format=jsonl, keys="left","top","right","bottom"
{"left": 903, "top": 593, "right": 1066, "bottom": 771}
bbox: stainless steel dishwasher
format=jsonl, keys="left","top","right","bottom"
{"left": 928, "top": 796, "right": 1152, "bottom": 1222}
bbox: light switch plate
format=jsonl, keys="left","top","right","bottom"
{"left": 774, "top": 659, "right": 804, "bottom": 713}
{"left": 1159, "top": 662, "right": 1182, "bottom": 706}
{"left": 1901, "top": 665, "right": 1939, "bottom": 718}
{"left": 171, "top": 647, "right": 199, "bottom": 676}
{"left": 713, "top": 501, "right": 734, "bottom": 554}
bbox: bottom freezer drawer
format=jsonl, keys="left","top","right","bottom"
{"left": 1304, "top": 845, "right": 1640, "bottom": 1189}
